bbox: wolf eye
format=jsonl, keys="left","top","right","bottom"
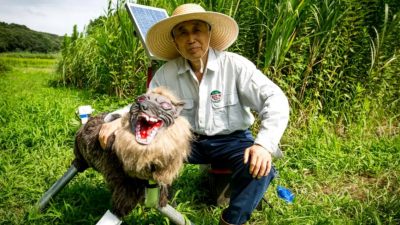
{"left": 160, "top": 102, "right": 172, "bottom": 110}
{"left": 137, "top": 95, "right": 146, "bottom": 103}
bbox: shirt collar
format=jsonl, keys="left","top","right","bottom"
{"left": 177, "top": 48, "right": 219, "bottom": 75}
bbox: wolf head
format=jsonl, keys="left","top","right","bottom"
{"left": 113, "top": 87, "right": 192, "bottom": 184}
{"left": 129, "top": 87, "right": 184, "bottom": 145}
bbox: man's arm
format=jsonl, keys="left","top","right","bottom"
{"left": 236, "top": 56, "right": 289, "bottom": 157}
{"left": 98, "top": 105, "right": 131, "bottom": 149}
{"left": 103, "top": 105, "right": 131, "bottom": 122}
{"left": 99, "top": 117, "right": 122, "bottom": 150}
{"left": 244, "top": 144, "right": 272, "bottom": 179}
{"left": 234, "top": 55, "right": 289, "bottom": 178}
{"left": 242, "top": 71, "right": 289, "bottom": 178}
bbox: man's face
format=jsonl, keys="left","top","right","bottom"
{"left": 171, "top": 20, "right": 210, "bottom": 61}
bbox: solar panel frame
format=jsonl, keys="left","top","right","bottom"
{"left": 125, "top": 3, "right": 168, "bottom": 60}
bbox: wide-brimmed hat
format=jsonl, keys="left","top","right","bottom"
{"left": 145, "top": 3, "right": 239, "bottom": 61}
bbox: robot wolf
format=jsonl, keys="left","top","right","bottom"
{"left": 72, "top": 87, "right": 192, "bottom": 217}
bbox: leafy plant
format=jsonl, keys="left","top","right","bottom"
{"left": 1, "top": 53, "right": 399, "bottom": 224}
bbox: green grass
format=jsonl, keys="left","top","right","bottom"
{"left": 0, "top": 53, "right": 59, "bottom": 69}
{"left": 0, "top": 52, "right": 60, "bottom": 59}
{"left": 0, "top": 54, "right": 399, "bottom": 224}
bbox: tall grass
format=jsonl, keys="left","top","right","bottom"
{"left": 51, "top": 1, "right": 400, "bottom": 222}
{"left": 57, "top": 1, "right": 148, "bottom": 97}
{"left": 0, "top": 52, "right": 59, "bottom": 68}
{"left": 56, "top": 0, "right": 400, "bottom": 130}
{"left": 367, "top": 3, "right": 399, "bottom": 113}
{"left": 1, "top": 54, "right": 399, "bottom": 224}
{"left": 297, "top": 0, "right": 344, "bottom": 103}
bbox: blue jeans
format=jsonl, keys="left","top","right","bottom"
{"left": 189, "top": 130, "right": 276, "bottom": 224}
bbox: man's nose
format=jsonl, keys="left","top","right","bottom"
{"left": 187, "top": 33, "right": 195, "bottom": 43}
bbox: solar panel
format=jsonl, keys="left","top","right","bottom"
{"left": 125, "top": 3, "right": 168, "bottom": 60}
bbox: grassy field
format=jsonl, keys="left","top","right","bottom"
{"left": 0, "top": 54, "right": 399, "bottom": 225}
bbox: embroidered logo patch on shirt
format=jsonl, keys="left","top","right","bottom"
{"left": 210, "top": 90, "right": 222, "bottom": 102}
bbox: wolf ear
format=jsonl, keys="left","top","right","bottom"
{"left": 173, "top": 101, "right": 185, "bottom": 117}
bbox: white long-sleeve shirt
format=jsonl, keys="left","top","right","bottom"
{"left": 149, "top": 48, "right": 289, "bottom": 157}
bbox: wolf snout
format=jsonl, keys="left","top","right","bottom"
{"left": 139, "top": 102, "right": 149, "bottom": 111}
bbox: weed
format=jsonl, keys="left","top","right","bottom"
{"left": 1, "top": 51, "right": 399, "bottom": 224}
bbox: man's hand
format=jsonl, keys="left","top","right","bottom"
{"left": 99, "top": 118, "right": 122, "bottom": 149}
{"left": 244, "top": 144, "right": 272, "bottom": 179}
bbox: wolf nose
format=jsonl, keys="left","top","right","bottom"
{"left": 139, "top": 102, "right": 148, "bottom": 111}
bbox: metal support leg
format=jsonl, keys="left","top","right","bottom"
{"left": 96, "top": 210, "right": 123, "bottom": 225}
{"left": 38, "top": 167, "right": 195, "bottom": 225}
{"left": 37, "top": 165, "right": 78, "bottom": 211}
{"left": 94, "top": 204, "right": 193, "bottom": 225}
{"left": 144, "top": 180, "right": 194, "bottom": 225}
{"left": 157, "top": 204, "right": 194, "bottom": 225}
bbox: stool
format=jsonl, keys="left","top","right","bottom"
{"left": 207, "top": 165, "right": 264, "bottom": 210}
{"left": 208, "top": 165, "right": 232, "bottom": 206}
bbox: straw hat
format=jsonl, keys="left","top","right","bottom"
{"left": 145, "top": 3, "right": 239, "bottom": 61}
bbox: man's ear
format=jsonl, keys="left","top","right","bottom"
{"left": 173, "top": 40, "right": 179, "bottom": 50}
{"left": 171, "top": 35, "right": 181, "bottom": 50}
{"left": 173, "top": 101, "right": 185, "bottom": 117}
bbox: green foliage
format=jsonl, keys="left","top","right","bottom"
{"left": 367, "top": 3, "right": 400, "bottom": 113}
{"left": 0, "top": 22, "right": 62, "bottom": 53}
{"left": 0, "top": 52, "right": 59, "bottom": 59}
{"left": 56, "top": 1, "right": 147, "bottom": 97}
{"left": 0, "top": 52, "right": 59, "bottom": 70}
{"left": 1, "top": 55, "right": 399, "bottom": 224}
{"left": 55, "top": 0, "right": 399, "bottom": 128}
{"left": 0, "top": 58, "right": 10, "bottom": 73}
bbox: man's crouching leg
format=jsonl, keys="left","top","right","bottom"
{"left": 220, "top": 164, "right": 276, "bottom": 225}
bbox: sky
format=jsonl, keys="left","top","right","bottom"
{"left": 0, "top": 0, "right": 119, "bottom": 36}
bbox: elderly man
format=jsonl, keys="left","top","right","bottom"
{"left": 100, "top": 3, "right": 289, "bottom": 225}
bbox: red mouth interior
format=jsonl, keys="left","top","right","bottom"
{"left": 135, "top": 115, "right": 163, "bottom": 145}
{"left": 138, "top": 118, "right": 162, "bottom": 138}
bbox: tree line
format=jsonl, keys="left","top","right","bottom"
{"left": 0, "top": 22, "right": 62, "bottom": 53}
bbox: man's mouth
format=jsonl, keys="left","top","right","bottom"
{"left": 135, "top": 112, "right": 163, "bottom": 145}
{"left": 187, "top": 46, "right": 201, "bottom": 53}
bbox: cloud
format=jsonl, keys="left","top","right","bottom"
{"left": 0, "top": 0, "right": 115, "bottom": 36}
{"left": 26, "top": 7, "right": 47, "bottom": 17}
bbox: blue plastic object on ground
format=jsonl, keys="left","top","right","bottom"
{"left": 277, "top": 185, "right": 295, "bottom": 203}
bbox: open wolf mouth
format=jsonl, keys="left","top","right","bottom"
{"left": 135, "top": 112, "right": 163, "bottom": 145}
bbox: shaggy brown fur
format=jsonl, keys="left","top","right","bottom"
{"left": 72, "top": 87, "right": 192, "bottom": 217}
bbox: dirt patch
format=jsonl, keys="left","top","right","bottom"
{"left": 320, "top": 173, "right": 400, "bottom": 201}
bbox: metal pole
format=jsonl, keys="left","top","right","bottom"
{"left": 37, "top": 165, "right": 78, "bottom": 211}
{"left": 157, "top": 204, "right": 194, "bottom": 225}
{"left": 96, "top": 210, "right": 123, "bottom": 225}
